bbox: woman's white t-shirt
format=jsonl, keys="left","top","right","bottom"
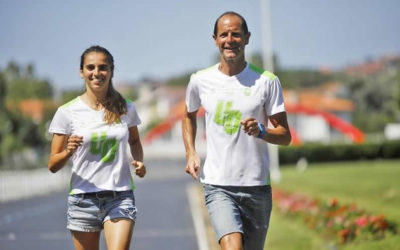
{"left": 49, "top": 97, "right": 141, "bottom": 194}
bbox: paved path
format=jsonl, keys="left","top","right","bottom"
{"left": 0, "top": 158, "right": 199, "bottom": 250}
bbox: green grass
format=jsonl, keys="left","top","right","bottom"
{"left": 266, "top": 213, "right": 328, "bottom": 250}
{"left": 265, "top": 159, "right": 400, "bottom": 250}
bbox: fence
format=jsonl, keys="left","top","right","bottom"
{"left": 0, "top": 167, "right": 70, "bottom": 202}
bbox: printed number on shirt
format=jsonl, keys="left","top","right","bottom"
{"left": 90, "top": 132, "right": 118, "bottom": 163}
{"left": 214, "top": 100, "right": 242, "bottom": 135}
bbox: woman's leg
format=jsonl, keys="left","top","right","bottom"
{"left": 103, "top": 218, "right": 135, "bottom": 250}
{"left": 70, "top": 231, "right": 100, "bottom": 250}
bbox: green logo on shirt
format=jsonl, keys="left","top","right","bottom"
{"left": 90, "top": 132, "right": 118, "bottom": 163}
{"left": 214, "top": 101, "right": 242, "bottom": 135}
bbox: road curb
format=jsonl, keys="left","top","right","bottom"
{"left": 186, "top": 183, "right": 219, "bottom": 250}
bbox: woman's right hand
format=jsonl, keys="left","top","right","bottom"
{"left": 49, "top": 134, "right": 82, "bottom": 173}
{"left": 65, "top": 135, "right": 83, "bottom": 156}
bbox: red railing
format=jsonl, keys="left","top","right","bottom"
{"left": 144, "top": 101, "right": 365, "bottom": 145}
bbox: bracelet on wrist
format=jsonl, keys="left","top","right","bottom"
{"left": 257, "top": 123, "right": 266, "bottom": 139}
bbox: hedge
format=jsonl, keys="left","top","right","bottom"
{"left": 279, "top": 140, "right": 400, "bottom": 164}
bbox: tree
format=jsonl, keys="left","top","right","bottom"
{"left": 397, "top": 65, "right": 400, "bottom": 116}
{"left": 0, "top": 73, "right": 6, "bottom": 109}
{"left": 248, "top": 51, "right": 337, "bottom": 89}
{"left": 165, "top": 73, "right": 192, "bottom": 87}
{"left": 0, "top": 62, "right": 53, "bottom": 168}
{"left": 0, "top": 72, "right": 19, "bottom": 165}
{"left": 346, "top": 63, "right": 400, "bottom": 133}
{"left": 4, "top": 62, "right": 53, "bottom": 102}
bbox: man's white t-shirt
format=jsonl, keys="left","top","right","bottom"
{"left": 186, "top": 63, "right": 286, "bottom": 186}
{"left": 48, "top": 97, "right": 141, "bottom": 194}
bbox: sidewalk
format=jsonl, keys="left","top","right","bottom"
{"left": 187, "top": 183, "right": 219, "bottom": 250}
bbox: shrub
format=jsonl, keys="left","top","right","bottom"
{"left": 279, "top": 140, "right": 400, "bottom": 164}
{"left": 273, "top": 189, "right": 398, "bottom": 244}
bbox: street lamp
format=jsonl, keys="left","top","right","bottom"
{"left": 260, "top": 0, "right": 281, "bottom": 183}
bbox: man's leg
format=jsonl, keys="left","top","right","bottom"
{"left": 203, "top": 184, "right": 244, "bottom": 249}
{"left": 241, "top": 185, "right": 272, "bottom": 250}
{"left": 220, "top": 232, "right": 242, "bottom": 250}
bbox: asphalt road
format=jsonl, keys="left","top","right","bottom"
{"left": 0, "top": 158, "right": 198, "bottom": 250}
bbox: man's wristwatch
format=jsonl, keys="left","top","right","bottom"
{"left": 257, "top": 123, "right": 266, "bottom": 139}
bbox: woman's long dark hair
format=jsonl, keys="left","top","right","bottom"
{"left": 80, "top": 45, "right": 127, "bottom": 124}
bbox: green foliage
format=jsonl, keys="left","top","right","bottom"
{"left": 267, "top": 213, "right": 325, "bottom": 250}
{"left": 279, "top": 140, "right": 400, "bottom": 164}
{"left": 249, "top": 52, "right": 400, "bottom": 133}
{"left": 0, "top": 109, "right": 44, "bottom": 163}
{"left": 248, "top": 51, "right": 338, "bottom": 89}
{"left": 275, "top": 69, "right": 337, "bottom": 89}
{"left": 61, "top": 89, "right": 83, "bottom": 104}
{"left": 164, "top": 51, "right": 339, "bottom": 89}
{"left": 396, "top": 65, "right": 400, "bottom": 110}
{"left": 4, "top": 61, "right": 53, "bottom": 102}
{"left": 165, "top": 72, "right": 192, "bottom": 87}
{"left": 0, "top": 61, "right": 52, "bottom": 168}
{"left": 0, "top": 73, "right": 6, "bottom": 106}
{"left": 345, "top": 64, "right": 400, "bottom": 133}
{"left": 273, "top": 189, "right": 397, "bottom": 245}
{"left": 269, "top": 160, "right": 400, "bottom": 250}
{"left": 248, "top": 52, "right": 264, "bottom": 69}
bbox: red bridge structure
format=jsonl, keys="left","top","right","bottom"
{"left": 143, "top": 100, "right": 365, "bottom": 146}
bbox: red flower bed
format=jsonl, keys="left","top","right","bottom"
{"left": 273, "top": 189, "right": 397, "bottom": 244}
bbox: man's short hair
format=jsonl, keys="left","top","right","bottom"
{"left": 213, "top": 11, "right": 249, "bottom": 36}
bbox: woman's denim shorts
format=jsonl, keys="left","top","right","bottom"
{"left": 67, "top": 190, "right": 137, "bottom": 232}
{"left": 203, "top": 184, "right": 272, "bottom": 250}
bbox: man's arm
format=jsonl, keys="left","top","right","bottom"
{"left": 241, "top": 111, "right": 291, "bottom": 146}
{"left": 182, "top": 106, "right": 200, "bottom": 180}
{"left": 264, "top": 112, "right": 291, "bottom": 145}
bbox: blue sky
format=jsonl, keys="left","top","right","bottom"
{"left": 1, "top": 0, "right": 399, "bottom": 90}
